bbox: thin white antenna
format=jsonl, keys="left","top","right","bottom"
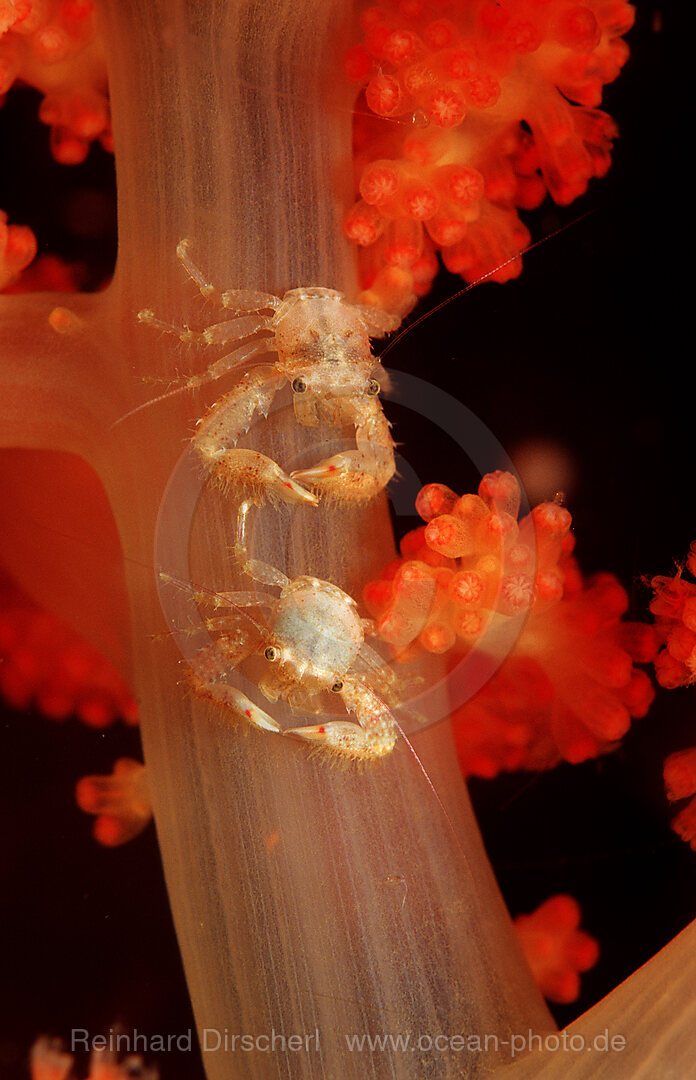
{"left": 380, "top": 209, "right": 598, "bottom": 363}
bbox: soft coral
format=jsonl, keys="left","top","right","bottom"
{"left": 344, "top": 0, "right": 633, "bottom": 313}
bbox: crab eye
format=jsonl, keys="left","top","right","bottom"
{"left": 292, "top": 377, "right": 307, "bottom": 394}
{"left": 367, "top": 379, "right": 380, "bottom": 396}
{"left": 331, "top": 680, "right": 344, "bottom": 692}
{"left": 264, "top": 646, "right": 278, "bottom": 661}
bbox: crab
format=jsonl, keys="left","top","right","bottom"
{"left": 134, "top": 239, "right": 401, "bottom": 505}
{"left": 160, "top": 500, "right": 409, "bottom": 761}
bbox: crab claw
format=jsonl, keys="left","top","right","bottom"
{"left": 271, "top": 469, "right": 321, "bottom": 506}
{"left": 285, "top": 720, "right": 396, "bottom": 761}
{"left": 239, "top": 697, "right": 284, "bottom": 733}
{"left": 290, "top": 452, "right": 385, "bottom": 501}
{"left": 203, "top": 448, "right": 319, "bottom": 506}
{"left": 187, "top": 667, "right": 284, "bottom": 734}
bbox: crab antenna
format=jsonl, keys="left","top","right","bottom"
{"left": 392, "top": 715, "right": 467, "bottom": 862}
{"left": 380, "top": 210, "right": 597, "bottom": 363}
{"left": 109, "top": 379, "right": 204, "bottom": 430}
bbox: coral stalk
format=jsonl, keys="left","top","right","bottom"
{"left": 1, "top": 2, "right": 554, "bottom": 1077}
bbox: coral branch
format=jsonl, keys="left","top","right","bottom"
{"left": 1, "top": 2, "right": 555, "bottom": 1077}
{"left": 504, "top": 918, "right": 696, "bottom": 1079}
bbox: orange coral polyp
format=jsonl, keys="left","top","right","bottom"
{"left": 671, "top": 799, "right": 696, "bottom": 852}
{"left": 415, "top": 482, "right": 459, "bottom": 520}
{"left": 0, "top": 0, "right": 107, "bottom": 174}
{"left": 650, "top": 553, "right": 696, "bottom": 691}
{"left": 360, "top": 160, "right": 401, "bottom": 204}
{"left": 76, "top": 757, "right": 151, "bottom": 847}
{"left": 664, "top": 749, "right": 696, "bottom": 803}
{"left": 366, "top": 72, "right": 405, "bottom": 116}
{"left": 344, "top": 201, "right": 385, "bottom": 246}
{"left": 0, "top": 212, "right": 38, "bottom": 290}
{"left": 651, "top": 546, "right": 696, "bottom": 851}
{"left": 514, "top": 894, "right": 599, "bottom": 1004}
{"left": 0, "top": 575, "right": 137, "bottom": 727}
{"left": 365, "top": 471, "right": 656, "bottom": 776}
{"left": 346, "top": 0, "right": 632, "bottom": 312}
{"left": 450, "top": 569, "right": 484, "bottom": 606}
{"left": 401, "top": 181, "right": 439, "bottom": 219}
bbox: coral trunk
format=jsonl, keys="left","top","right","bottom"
{"left": 1, "top": 2, "right": 557, "bottom": 1077}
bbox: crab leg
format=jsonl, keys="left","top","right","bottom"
{"left": 159, "top": 572, "right": 273, "bottom": 611}
{"left": 354, "top": 305, "right": 401, "bottom": 338}
{"left": 137, "top": 308, "right": 273, "bottom": 350}
{"left": 233, "top": 500, "right": 291, "bottom": 588}
{"left": 290, "top": 398, "right": 395, "bottom": 501}
{"left": 285, "top": 674, "right": 397, "bottom": 761}
{"left": 353, "top": 642, "right": 402, "bottom": 698}
{"left": 187, "top": 642, "right": 282, "bottom": 734}
{"left": 194, "top": 366, "right": 318, "bottom": 505}
{"left": 176, "top": 239, "right": 282, "bottom": 314}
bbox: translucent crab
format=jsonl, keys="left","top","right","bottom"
{"left": 161, "top": 500, "right": 408, "bottom": 761}
{"left": 134, "top": 239, "right": 401, "bottom": 505}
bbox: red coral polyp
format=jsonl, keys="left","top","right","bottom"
{"left": 648, "top": 545, "right": 696, "bottom": 853}
{"left": 514, "top": 894, "right": 599, "bottom": 1004}
{"left": 0, "top": 574, "right": 137, "bottom": 727}
{"left": 364, "top": 472, "right": 656, "bottom": 776}
{"left": 0, "top": 211, "right": 37, "bottom": 290}
{"left": 76, "top": 757, "right": 151, "bottom": 847}
{"left": 0, "top": 0, "right": 109, "bottom": 167}
{"left": 650, "top": 554, "right": 696, "bottom": 689}
{"left": 345, "top": 0, "right": 633, "bottom": 313}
